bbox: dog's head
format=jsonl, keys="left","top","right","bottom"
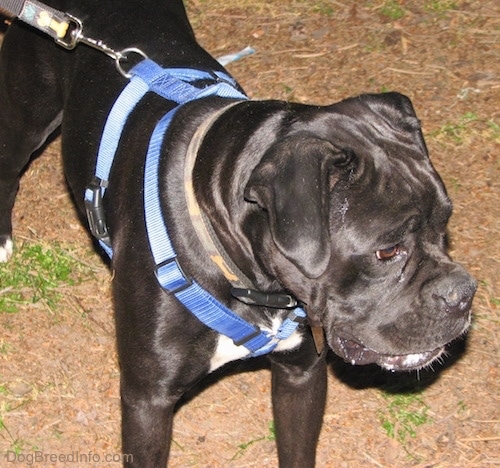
{"left": 245, "top": 92, "right": 476, "bottom": 371}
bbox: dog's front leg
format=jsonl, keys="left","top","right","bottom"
{"left": 269, "top": 339, "right": 327, "bottom": 468}
{"left": 120, "top": 384, "right": 175, "bottom": 467}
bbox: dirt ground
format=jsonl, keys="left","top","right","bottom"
{"left": 0, "top": 0, "right": 498, "bottom": 466}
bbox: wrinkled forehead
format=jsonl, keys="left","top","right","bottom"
{"left": 331, "top": 154, "right": 452, "bottom": 248}
{"left": 300, "top": 95, "right": 453, "bottom": 236}
{"left": 372, "top": 147, "right": 448, "bottom": 202}
{"left": 338, "top": 114, "right": 451, "bottom": 212}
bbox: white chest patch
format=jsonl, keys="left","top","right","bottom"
{"left": 209, "top": 317, "right": 304, "bottom": 372}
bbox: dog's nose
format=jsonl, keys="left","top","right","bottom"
{"left": 434, "top": 276, "right": 477, "bottom": 317}
{"left": 443, "top": 288, "right": 474, "bottom": 316}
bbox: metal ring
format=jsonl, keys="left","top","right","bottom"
{"left": 115, "top": 48, "right": 148, "bottom": 79}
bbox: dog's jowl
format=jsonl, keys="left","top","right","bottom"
{"left": 0, "top": 1, "right": 476, "bottom": 466}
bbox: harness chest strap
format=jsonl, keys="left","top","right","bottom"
{"left": 144, "top": 107, "right": 306, "bottom": 356}
{"left": 86, "top": 59, "right": 306, "bottom": 356}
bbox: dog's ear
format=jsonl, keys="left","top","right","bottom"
{"left": 245, "top": 135, "right": 354, "bottom": 278}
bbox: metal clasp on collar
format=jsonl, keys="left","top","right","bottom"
{"left": 156, "top": 257, "right": 193, "bottom": 295}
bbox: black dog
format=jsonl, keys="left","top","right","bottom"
{"left": 0, "top": 1, "right": 476, "bottom": 466}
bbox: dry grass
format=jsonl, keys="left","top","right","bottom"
{"left": 1, "top": 1, "right": 499, "bottom": 466}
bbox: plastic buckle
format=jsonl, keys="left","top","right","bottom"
{"left": 155, "top": 257, "right": 193, "bottom": 295}
{"left": 85, "top": 178, "right": 111, "bottom": 246}
{"left": 230, "top": 288, "right": 299, "bottom": 309}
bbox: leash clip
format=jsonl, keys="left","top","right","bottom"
{"left": 7, "top": 1, "right": 128, "bottom": 60}
{"left": 56, "top": 13, "right": 124, "bottom": 60}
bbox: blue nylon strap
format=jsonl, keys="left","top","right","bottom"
{"left": 143, "top": 110, "right": 177, "bottom": 264}
{"left": 95, "top": 77, "right": 149, "bottom": 180}
{"left": 83, "top": 60, "right": 244, "bottom": 257}
{"left": 144, "top": 110, "right": 274, "bottom": 354}
{"left": 131, "top": 59, "right": 246, "bottom": 103}
{"left": 83, "top": 75, "right": 149, "bottom": 257}
{"left": 84, "top": 77, "right": 148, "bottom": 199}
{"left": 246, "top": 308, "right": 307, "bottom": 357}
{"left": 84, "top": 59, "right": 245, "bottom": 208}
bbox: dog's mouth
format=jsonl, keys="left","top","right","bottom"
{"left": 331, "top": 336, "right": 444, "bottom": 371}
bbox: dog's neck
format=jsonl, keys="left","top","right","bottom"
{"left": 184, "top": 101, "right": 252, "bottom": 288}
{"left": 183, "top": 102, "right": 302, "bottom": 311}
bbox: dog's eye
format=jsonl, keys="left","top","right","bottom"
{"left": 376, "top": 245, "right": 400, "bottom": 261}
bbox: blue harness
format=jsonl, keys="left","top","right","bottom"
{"left": 84, "top": 59, "right": 306, "bottom": 357}
{"left": 1, "top": 0, "right": 308, "bottom": 356}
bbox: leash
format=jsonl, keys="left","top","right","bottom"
{"left": 0, "top": 0, "right": 79, "bottom": 46}
{"left": 2, "top": 0, "right": 308, "bottom": 356}
{"left": 0, "top": 0, "right": 137, "bottom": 69}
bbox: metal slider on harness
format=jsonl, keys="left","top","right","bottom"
{"left": 286, "top": 309, "right": 308, "bottom": 323}
{"left": 233, "top": 327, "right": 263, "bottom": 347}
{"left": 84, "top": 177, "right": 111, "bottom": 246}
{"left": 155, "top": 257, "right": 193, "bottom": 295}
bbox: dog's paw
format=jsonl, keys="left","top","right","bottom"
{"left": 0, "top": 236, "right": 13, "bottom": 262}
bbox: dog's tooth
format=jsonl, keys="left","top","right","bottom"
{"left": 402, "top": 353, "right": 424, "bottom": 367}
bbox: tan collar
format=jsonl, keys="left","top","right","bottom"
{"left": 183, "top": 101, "right": 252, "bottom": 289}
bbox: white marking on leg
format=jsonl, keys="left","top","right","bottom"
{"left": 0, "top": 238, "right": 13, "bottom": 262}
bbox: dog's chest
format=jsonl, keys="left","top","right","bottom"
{"left": 209, "top": 318, "right": 304, "bottom": 371}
